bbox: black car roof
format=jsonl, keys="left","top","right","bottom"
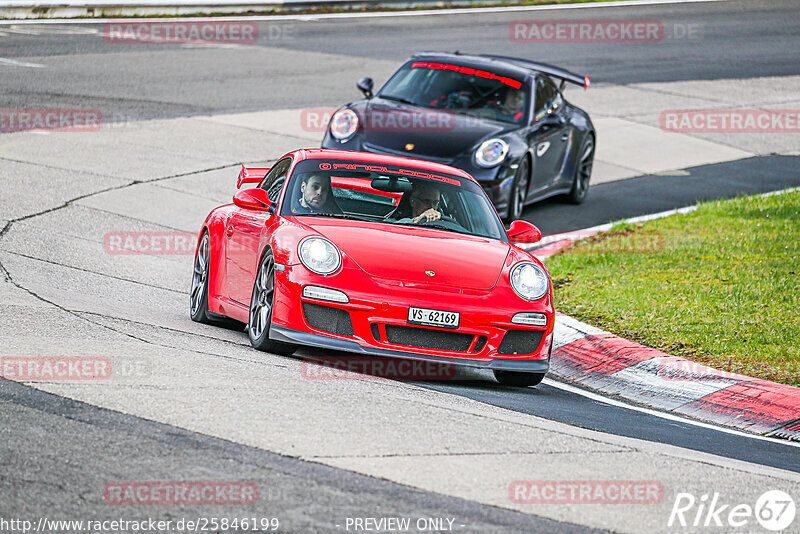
{"left": 410, "top": 52, "right": 533, "bottom": 81}
{"left": 410, "top": 52, "right": 587, "bottom": 88}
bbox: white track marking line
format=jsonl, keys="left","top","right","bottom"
{"left": 543, "top": 377, "right": 800, "bottom": 448}
{"left": 3, "top": 25, "right": 98, "bottom": 34}
{"left": 0, "top": 57, "right": 45, "bottom": 67}
{"left": 0, "top": 0, "right": 727, "bottom": 25}
{"left": 760, "top": 186, "right": 799, "bottom": 198}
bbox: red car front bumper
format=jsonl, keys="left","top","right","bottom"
{"left": 269, "top": 262, "right": 553, "bottom": 372}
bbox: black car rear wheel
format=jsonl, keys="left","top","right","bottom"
{"left": 567, "top": 135, "right": 594, "bottom": 204}
{"left": 248, "top": 250, "right": 297, "bottom": 355}
{"left": 505, "top": 157, "right": 530, "bottom": 222}
{"left": 493, "top": 370, "right": 546, "bottom": 387}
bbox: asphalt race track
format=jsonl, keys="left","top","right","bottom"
{"left": 2, "top": 1, "right": 800, "bottom": 532}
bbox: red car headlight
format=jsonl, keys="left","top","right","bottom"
{"left": 510, "top": 262, "right": 549, "bottom": 300}
{"left": 298, "top": 237, "right": 342, "bottom": 276}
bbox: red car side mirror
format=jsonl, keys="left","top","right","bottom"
{"left": 507, "top": 220, "right": 542, "bottom": 244}
{"left": 233, "top": 189, "right": 273, "bottom": 211}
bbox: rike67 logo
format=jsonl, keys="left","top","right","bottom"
{"left": 669, "top": 490, "right": 796, "bottom": 531}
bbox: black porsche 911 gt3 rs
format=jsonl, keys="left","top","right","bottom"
{"left": 321, "top": 52, "right": 596, "bottom": 221}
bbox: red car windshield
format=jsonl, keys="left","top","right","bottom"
{"left": 282, "top": 159, "right": 508, "bottom": 242}
{"left": 378, "top": 61, "right": 529, "bottom": 125}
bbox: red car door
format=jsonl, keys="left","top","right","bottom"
{"left": 225, "top": 158, "right": 293, "bottom": 305}
{"left": 225, "top": 208, "right": 267, "bottom": 306}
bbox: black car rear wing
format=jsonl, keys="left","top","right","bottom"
{"left": 478, "top": 55, "right": 590, "bottom": 90}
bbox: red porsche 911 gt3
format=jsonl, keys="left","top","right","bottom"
{"left": 190, "top": 149, "right": 554, "bottom": 386}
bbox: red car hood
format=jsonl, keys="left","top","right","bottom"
{"left": 298, "top": 218, "right": 510, "bottom": 290}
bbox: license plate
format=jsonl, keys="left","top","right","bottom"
{"left": 407, "top": 307, "right": 460, "bottom": 329}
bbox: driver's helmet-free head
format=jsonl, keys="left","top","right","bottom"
{"left": 389, "top": 180, "right": 440, "bottom": 220}
{"left": 291, "top": 172, "right": 342, "bottom": 215}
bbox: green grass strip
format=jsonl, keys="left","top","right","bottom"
{"left": 548, "top": 190, "right": 800, "bottom": 386}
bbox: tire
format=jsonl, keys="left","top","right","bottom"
{"left": 504, "top": 157, "right": 530, "bottom": 223}
{"left": 248, "top": 250, "right": 297, "bottom": 355}
{"left": 190, "top": 232, "right": 215, "bottom": 324}
{"left": 566, "top": 134, "right": 594, "bottom": 204}
{"left": 190, "top": 232, "right": 245, "bottom": 329}
{"left": 493, "top": 370, "right": 546, "bottom": 387}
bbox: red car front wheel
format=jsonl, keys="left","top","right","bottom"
{"left": 248, "top": 250, "right": 297, "bottom": 355}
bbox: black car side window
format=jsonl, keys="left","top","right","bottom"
{"left": 550, "top": 85, "right": 564, "bottom": 114}
{"left": 534, "top": 77, "right": 560, "bottom": 122}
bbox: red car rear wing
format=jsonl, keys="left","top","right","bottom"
{"left": 237, "top": 164, "right": 270, "bottom": 189}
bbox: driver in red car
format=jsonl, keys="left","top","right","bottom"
{"left": 292, "top": 173, "right": 342, "bottom": 215}
{"left": 391, "top": 182, "right": 442, "bottom": 224}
